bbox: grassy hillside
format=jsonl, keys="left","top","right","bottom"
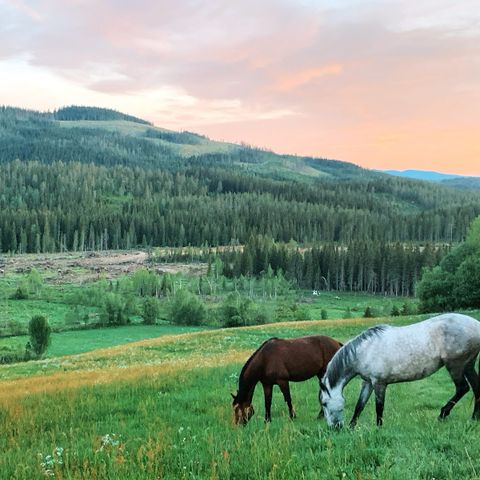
{"left": 1, "top": 314, "right": 480, "bottom": 479}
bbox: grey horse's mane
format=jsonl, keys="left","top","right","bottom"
{"left": 325, "top": 325, "right": 389, "bottom": 388}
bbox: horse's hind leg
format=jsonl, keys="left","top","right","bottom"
{"left": 349, "top": 380, "right": 373, "bottom": 428}
{"left": 439, "top": 364, "right": 470, "bottom": 420}
{"left": 373, "top": 383, "right": 387, "bottom": 426}
{"left": 277, "top": 380, "right": 296, "bottom": 419}
{"left": 463, "top": 358, "right": 480, "bottom": 420}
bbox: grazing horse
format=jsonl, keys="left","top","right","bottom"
{"left": 320, "top": 313, "right": 480, "bottom": 428}
{"left": 231, "top": 335, "right": 342, "bottom": 425}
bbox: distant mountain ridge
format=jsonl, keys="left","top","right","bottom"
{"left": 382, "top": 169, "right": 480, "bottom": 191}
{"left": 382, "top": 169, "right": 463, "bottom": 182}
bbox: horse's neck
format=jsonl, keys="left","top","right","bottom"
{"left": 336, "top": 369, "right": 356, "bottom": 391}
{"left": 238, "top": 362, "right": 259, "bottom": 402}
{"left": 328, "top": 350, "right": 357, "bottom": 392}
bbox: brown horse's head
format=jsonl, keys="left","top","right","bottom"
{"left": 231, "top": 392, "right": 255, "bottom": 425}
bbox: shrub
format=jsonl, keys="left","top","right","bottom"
{"left": 168, "top": 290, "right": 206, "bottom": 326}
{"left": 100, "top": 293, "right": 130, "bottom": 326}
{"left": 131, "top": 268, "right": 160, "bottom": 297}
{"left": 0, "top": 350, "right": 24, "bottom": 364}
{"left": 10, "top": 286, "right": 28, "bottom": 300}
{"left": 3, "top": 320, "right": 25, "bottom": 336}
{"left": 363, "top": 306, "right": 375, "bottom": 318}
{"left": 249, "top": 304, "right": 272, "bottom": 325}
{"left": 400, "top": 302, "right": 413, "bottom": 316}
{"left": 391, "top": 305, "right": 400, "bottom": 317}
{"left": 27, "top": 268, "right": 43, "bottom": 295}
{"left": 27, "top": 315, "right": 51, "bottom": 358}
{"left": 321, "top": 309, "right": 328, "bottom": 320}
{"left": 64, "top": 306, "right": 85, "bottom": 327}
{"left": 275, "top": 301, "right": 296, "bottom": 322}
{"left": 218, "top": 293, "right": 252, "bottom": 328}
{"left": 142, "top": 297, "right": 160, "bottom": 325}
{"left": 295, "top": 305, "right": 312, "bottom": 321}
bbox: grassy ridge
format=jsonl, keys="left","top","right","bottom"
{"left": 2, "top": 313, "right": 480, "bottom": 479}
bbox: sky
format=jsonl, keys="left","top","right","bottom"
{"left": 1, "top": 0, "right": 479, "bottom": 175}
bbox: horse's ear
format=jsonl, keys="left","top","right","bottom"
{"left": 320, "top": 381, "right": 330, "bottom": 396}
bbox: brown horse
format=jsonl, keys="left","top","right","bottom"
{"left": 231, "top": 335, "right": 342, "bottom": 425}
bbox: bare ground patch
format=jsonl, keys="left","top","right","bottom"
{"left": 0, "top": 250, "right": 207, "bottom": 283}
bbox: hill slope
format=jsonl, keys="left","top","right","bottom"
{"left": 1, "top": 105, "right": 480, "bottom": 253}
{"left": 0, "top": 105, "right": 372, "bottom": 180}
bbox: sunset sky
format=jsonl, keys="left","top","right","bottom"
{"left": 1, "top": 0, "right": 479, "bottom": 175}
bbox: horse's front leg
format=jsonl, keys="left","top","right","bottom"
{"left": 278, "top": 380, "right": 296, "bottom": 419}
{"left": 349, "top": 380, "right": 373, "bottom": 428}
{"left": 373, "top": 383, "right": 387, "bottom": 426}
{"left": 262, "top": 383, "right": 273, "bottom": 422}
{"left": 317, "top": 372, "right": 326, "bottom": 418}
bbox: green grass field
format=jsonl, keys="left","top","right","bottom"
{"left": 0, "top": 324, "right": 209, "bottom": 358}
{"left": 2, "top": 313, "right": 480, "bottom": 479}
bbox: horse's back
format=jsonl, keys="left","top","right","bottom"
{"left": 259, "top": 335, "right": 341, "bottom": 382}
{"left": 357, "top": 313, "right": 480, "bottom": 382}
{"left": 403, "top": 313, "right": 480, "bottom": 349}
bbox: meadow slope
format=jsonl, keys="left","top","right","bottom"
{"left": 1, "top": 314, "right": 480, "bottom": 479}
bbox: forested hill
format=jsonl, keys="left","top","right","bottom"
{"left": 0, "top": 105, "right": 480, "bottom": 254}
{"left": 53, "top": 106, "right": 153, "bottom": 124}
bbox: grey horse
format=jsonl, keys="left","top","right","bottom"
{"left": 320, "top": 313, "right": 480, "bottom": 427}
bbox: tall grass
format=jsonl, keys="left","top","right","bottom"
{"left": 1, "top": 314, "right": 480, "bottom": 479}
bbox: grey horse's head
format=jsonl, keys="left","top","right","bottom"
{"left": 320, "top": 380, "right": 345, "bottom": 428}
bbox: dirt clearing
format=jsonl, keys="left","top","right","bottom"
{"left": 0, "top": 250, "right": 207, "bottom": 283}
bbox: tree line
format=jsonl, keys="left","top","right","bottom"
{"left": 417, "top": 217, "right": 480, "bottom": 311}
{"left": 0, "top": 161, "right": 478, "bottom": 255}
{"left": 212, "top": 236, "right": 446, "bottom": 296}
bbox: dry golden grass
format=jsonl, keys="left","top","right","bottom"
{"left": 0, "top": 349, "right": 250, "bottom": 406}
{"left": 0, "top": 317, "right": 387, "bottom": 408}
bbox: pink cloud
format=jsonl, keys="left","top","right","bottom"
{"left": 273, "top": 64, "right": 343, "bottom": 92}
{"left": 1, "top": 0, "right": 479, "bottom": 174}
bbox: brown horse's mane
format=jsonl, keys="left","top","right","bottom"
{"left": 237, "top": 338, "right": 277, "bottom": 402}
